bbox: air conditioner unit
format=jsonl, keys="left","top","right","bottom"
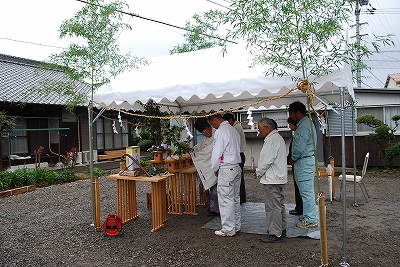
{"left": 81, "top": 150, "right": 98, "bottom": 163}
{"left": 82, "top": 151, "right": 90, "bottom": 163}
{"left": 93, "top": 149, "right": 98, "bottom": 162}
{"left": 75, "top": 152, "right": 83, "bottom": 165}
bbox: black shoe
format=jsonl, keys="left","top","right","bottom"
{"left": 261, "top": 234, "right": 283, "bottom": 243}
{"left": 207, "top": 212, "right": 220, "bottom": 216}
{"left": 289, "top": 210, "right": 302, "bottom": 215}
{"left": 267, "top": 229, "right": 286, "bottom": 237}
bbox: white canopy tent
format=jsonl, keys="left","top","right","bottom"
{"left": 94, "top": 44, "right": 354, "bottom": 113}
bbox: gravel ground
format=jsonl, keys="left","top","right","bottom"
{"left": 0, "top": 165, "right": 399, "bottom": 267}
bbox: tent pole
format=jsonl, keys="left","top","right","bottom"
{"left": 339, "top": 87, "right": 349, "bottom": 267}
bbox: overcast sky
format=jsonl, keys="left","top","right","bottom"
{"left": 1, "top": 0, "right": 399, "bottom": 88}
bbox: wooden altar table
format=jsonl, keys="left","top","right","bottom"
{"left": 107, "top": 173, "right": 173, "bottom": 232}
{"left": 168, "top": 165, "right": 205, "bottom": 215}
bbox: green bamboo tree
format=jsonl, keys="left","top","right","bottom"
{"left": 224, "top": 0, "right": 354, "bottom": 80}
{"left": 31, "top": 0, "right": 149, "bottom": 229}
{"left": 31, "top": 0, "right": 148, "bottom": 112}
{"left": 169, "top": 10, "right": 227, "bottom": 54}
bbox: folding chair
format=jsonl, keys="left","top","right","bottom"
{"left": 338, "top": 152, "right": 370, "bottom": 202}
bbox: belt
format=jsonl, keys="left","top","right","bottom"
{"left": 300, "top": 155, "right": 314, "bottom": 159}
{"left": 292, "top": 155, "right": 314, "bottom": 163}
{"left": 220, "top": 165, "right": 239, "bottom": 170}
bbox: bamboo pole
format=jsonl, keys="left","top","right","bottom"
{"left": 306, "top": 96, "right": 329, "bottom": 266}
{"left": 319, "top": 191, "right": 329, "bottom": 266}
{"left": 94, "top": 176, "right": 101, "bottom": 231}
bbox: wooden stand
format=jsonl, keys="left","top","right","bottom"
{"left": 181, "top": 166, "right": 198, "bottom": 215}
{"left": 167, "top": 168, "right": 183, "bottom": 214}
{"left": 198, "top": 183, "right": 206, "bottom": 206}
{"left": 107, "top": 174, "right": 173, "bottom": 232}
{"left": 168, "top": 165, "right": 202, "bottom": 215}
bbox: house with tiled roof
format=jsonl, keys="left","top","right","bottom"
{"left": 384, "top": 73, "right": 400, "bottom": 88}
{"left": 0, "top": 54, "right": 130, "bottom": 170}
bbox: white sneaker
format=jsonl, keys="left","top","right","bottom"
{"left": 214, "top": 230, "right": 235, "bottom": 237}
{"left": 296, "top": 219, "right": 318, "bottom": 229}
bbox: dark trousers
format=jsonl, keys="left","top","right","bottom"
{"left": 239, "top": 152, "right": 246, "bottom": 204}
{"left": 293, "top": 169, "right": 303, "bottom": 214}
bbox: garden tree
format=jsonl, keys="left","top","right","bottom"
{"left": 33, "top": 0, "right": 148, "bottom": 229}
{"left": 173, "top": 1, "right": 392, "bottom": 85}
{"left": 169, "top": 10, "right": 227, "bottom": 54}
{"left": 129, "top": 99, "right": 170, "bottom": 147}
{"left": 223, "top": 0, "right": 395, "bottom": 82}
{"left": 218, "top": 1, "right": 359, "bottom": 265}
{"left": 356, "top": 114, "right": 400, "bottom": 168}
{"left": 0, "top": 111, "right": 16, "bottom": 171}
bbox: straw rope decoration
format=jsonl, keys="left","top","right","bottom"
{"left": 90, "top": 80, "right": 326, "bottom": 123}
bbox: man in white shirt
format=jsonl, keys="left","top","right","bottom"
{"left": 208, "top": 114, "right": 242, "bottom": 237}
{"left": 255, "top": 117, "right": 288, "bottom": 243}
{"left": 223, "top": 113, "right": 247, "bottom": 204}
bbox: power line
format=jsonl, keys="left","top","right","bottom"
{"left": 361, "top": 11, "right": 400, "bottom": 15}
{"left": 205, "top": 0, "right": 231, "bottom": 10}
{"left": 76, "top": 0, "right": 237, "bottom": 44}
{"left": 0, "top": 37, "right": 65, "bottom": 49}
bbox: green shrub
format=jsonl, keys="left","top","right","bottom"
{"left": 139, "top": 131, "right": 152, "bottom": 140}
{"left": 84, "top": 167, "right": 106, "bottom": 177}
{"left": 386, "top": 142, "right": 400, "bottom": 168}
{"left": 56, "top": 169, "right": 77, "bottom": 183}
{"left": 30, "top": 167, "right": 48, "bottom": 185}
{"left": 138, "top": 139, "right": 154, "bottom": 151}
{"left": 0, "top": 167, "right": 84, "bottom": 191}
{"left": 11, "top": 168, "right": 35, "bottom": 188}
{"left": 0, "top": 171, "right": 12, "bottom": 191}
{"left": 44, "top": 170, "right": 58, "bottom": 184}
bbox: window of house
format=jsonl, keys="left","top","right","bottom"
{"left": 357, "top": 107, "right": 383, "bottom": 132}
{"left": 9, "top": 119, "right": 29, "bottom": 155}
{"left": 240, "top": 112, "right": 262, "bottom": 129}
{"left": 96, "top": 118, "right": 129, "bottom": 150}
{"left": 96, "top": 118, "right": 104, "bottom": 150}
{"left": 384, "top": 106, "right": 400, "bottom": 132}
{"left": 262, "top": 111, "right": 288, "bottom": 129}
{"left": 239, "top": 110, "right": 288, "bottom": 129}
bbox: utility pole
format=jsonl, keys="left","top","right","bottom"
{"left": 351, "top": 0, "right": 369, "bottom": 88}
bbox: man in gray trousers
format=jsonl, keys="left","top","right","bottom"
{"left": 255, "top": 117, "right": 288, "bottom": 243}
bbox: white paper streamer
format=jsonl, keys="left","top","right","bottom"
{"left": 112, "top": 121, "right": 118, "bottom": 134}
